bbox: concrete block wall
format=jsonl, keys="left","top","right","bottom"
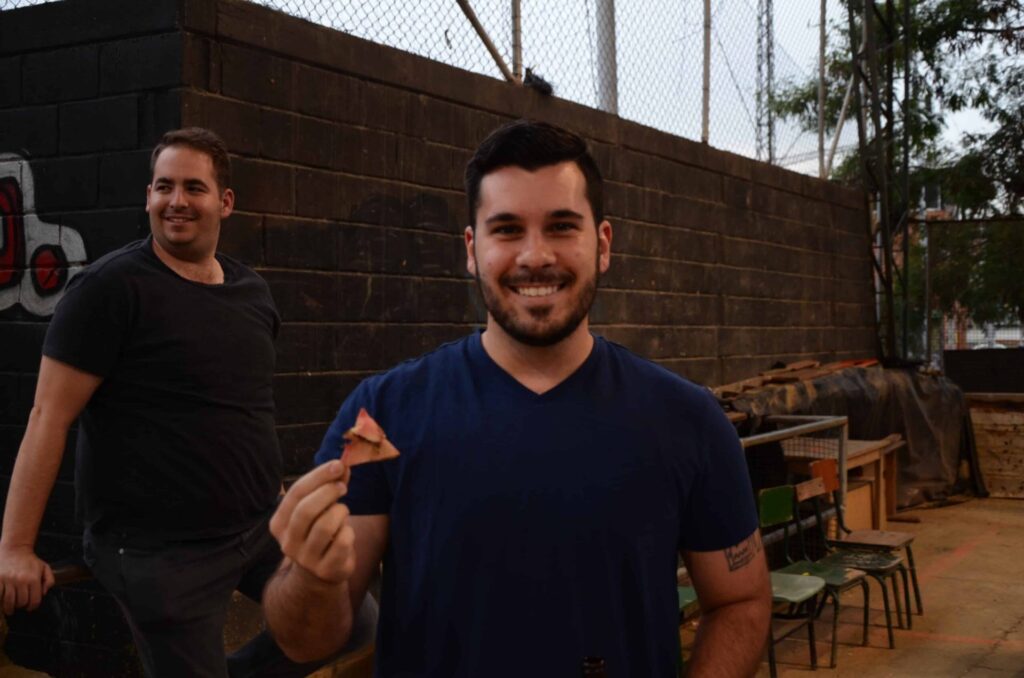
{"left": 179, "top": 0, "right": 875, "bottom": 464}
{"left": 0, "top": 0, "right": 875, "bottom": 672}
{"left": 0, "top": 2, "right": 203, "bottom": 672}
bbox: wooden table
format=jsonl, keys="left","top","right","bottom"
{"left": 786, "top": 434, "right": 904, "bottom": 530}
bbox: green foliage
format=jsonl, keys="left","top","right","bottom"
{"left": 771, "top": 0, "right": 1024, "bottom": 339}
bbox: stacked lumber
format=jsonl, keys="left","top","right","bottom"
{"left": 713, "top": 358, "right": 879, "bottom": 401}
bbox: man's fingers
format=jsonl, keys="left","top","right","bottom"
{"left": 271, "top": 461, "right": 347, "bottom": 538}
{"left": 319, "top": 525, "right": 357, "bottom": 581}
{"left": 14, "top": 582, "right": 29, "bottom": 610}
{"left": 1, "top": 584, "right": 11, "bottom": 616}
{"left": 26, "top": 580, "right": 43, "bottom": 612}
{"left": 41, "top": 563, "right": 55, "bottom": 596}
{"left": 277, "top": 482, "right": 347, "bottom": 556}
{"left": 297, "top": 503, "right": 350, "bottom": 566}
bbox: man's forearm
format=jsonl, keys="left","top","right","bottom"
{"left": 0, "top": 408, "right": 69, "bottom": 548}
{"left": 686, "top": 597, "right": 771, "bottom": 677}
{"left": 264, "top": 558, "right": 354, "bottom": 663}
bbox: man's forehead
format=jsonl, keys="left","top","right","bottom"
{"left": 478, "top": 161, "right": 589, "bottom": 211}
{"left": 151, "top": 146, "right": 216, "bottom": 182}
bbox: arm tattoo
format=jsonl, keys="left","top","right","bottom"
{"left": 724, "top": 533, "right": 762, "bottom": 572}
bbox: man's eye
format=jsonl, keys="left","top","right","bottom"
{"left": 492, "top": 225, "right": 520, "bottom": 235}
{"left": 551, "top": 222, "right": 577, "bottom": 232}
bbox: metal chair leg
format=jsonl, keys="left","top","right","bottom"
{"left": 768, "top": 627, "right": 778, "bottom": 678}
{"left": 807, "top": 600, "right": 818, "bottom": 669}
{"left": 860, "top": 578, "right": 871, "bottom": 647}
{"left": 875, "top": 574, "right": 896, "bottom": 649}
{"left": 899, "top": 567, "right": 912, "bottom": 630}
{"left": 831, "top": 590, "right": 840, "bottom": 668}
{"left": 891, "top": 572, "right": 905, "bottom": 630}
{"left": 906, "top": 544, "right": 923, "bottom": 615}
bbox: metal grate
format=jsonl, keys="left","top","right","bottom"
{"left": 780, "top": 431, "right": 842, "bottom": 460}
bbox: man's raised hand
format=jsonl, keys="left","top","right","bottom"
{"left": 269, "top": 461, "right": 356, "bottom": 586}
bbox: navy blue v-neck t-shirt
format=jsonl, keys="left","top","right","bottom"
{"left": 316, "top": 332, "right": 756, "bottom": 677}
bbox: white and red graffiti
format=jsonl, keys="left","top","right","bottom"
{"left": 0, "top": 153, "right": 87, "bottom": 317}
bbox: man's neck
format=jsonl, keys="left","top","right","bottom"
{"left": 480, "top": 319, "right": 595, "bottom": 395}
{"left": 151, "top": 238, "right": 223, "bottom": 285}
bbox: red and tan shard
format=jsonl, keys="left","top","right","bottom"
{"left": 341, "top": 408, "right": 401, "bottom": 467}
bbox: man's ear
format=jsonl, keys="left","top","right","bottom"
{"left": 465, "top": 225, "right": 477, "bottom": 276}
{"left": 220, "top": 188, "right": 235, "bottom": 219}
{"left": 145, "top": 184, "right": 153, "bottom": 213}
{"left": 598, "top": 220, "right": 612, "bottom": 274}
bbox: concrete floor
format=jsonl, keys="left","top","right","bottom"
{"left": 740, "top": 497, "right": 1024, "bottom": 678}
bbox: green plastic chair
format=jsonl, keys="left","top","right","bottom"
{"left": 809, "top": 459, "right": 913, "bottom": 646}
{"left": 759, "top": 485, "right": 827, "bottom": 678}
{"left": 677, "top": 585, "right": 699, "bottom": 621}
{"left": 776, "top": 477, "right": 870, "bottom": 668}
{"left": 811, "top": 459, "right": 923, "bottom": 618}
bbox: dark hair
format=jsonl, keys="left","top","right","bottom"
{"left": 150, "top": 127, "right": 231, "bottom": 192}
{"left": 464, "top": 119, "right": 604, "bottom": 228}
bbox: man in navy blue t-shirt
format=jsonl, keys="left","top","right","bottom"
{"left": 264, "top": 120, "right": 772, "bottom": 676}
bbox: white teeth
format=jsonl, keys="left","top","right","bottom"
{"left": 515, "top": 285, "right": 558, "bottom": 297}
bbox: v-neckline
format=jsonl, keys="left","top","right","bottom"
{"left": 469, "top": 330, "right": 601, "bottom": 401}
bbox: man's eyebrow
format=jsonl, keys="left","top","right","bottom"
{"left": 484, "top": 212, "right": 521, "bottom": 225}
{"left": 152, "top": 177, "right": 210, "bottom": 190}
{"left": 548, "top": 209, "right": 585, "bottom": 220}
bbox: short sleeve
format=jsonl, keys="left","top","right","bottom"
{"left": 42, "top": 269, "right": 131, "bottom": 378}
{"left": 677, "top": 394, "right": 759, "bottom": 552}
{"left": 314, "top": 379, "right": 392, "bottom": 516}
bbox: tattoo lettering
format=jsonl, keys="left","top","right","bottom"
{"left": 724, "top": 533, "right": 762, "bottom": 572}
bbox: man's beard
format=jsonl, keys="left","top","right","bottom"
{"left": 475, "top": 259, "right": 600, "bottom": 348}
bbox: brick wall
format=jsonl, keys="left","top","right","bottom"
{"left": 0, "top": 0, "right": 875, "bottom": 672}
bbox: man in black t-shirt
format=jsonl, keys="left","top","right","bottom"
{"left": 0, "top": 128, "right": 368, "bottom": 676}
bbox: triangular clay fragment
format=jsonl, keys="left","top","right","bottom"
{"left": 340, "top": 408, "right": 401, "bottom": 467}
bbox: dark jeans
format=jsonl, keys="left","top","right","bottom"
{"left": 83, "top": 514, "right": 378, "bottom": 678}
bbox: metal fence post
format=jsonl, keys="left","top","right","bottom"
{"left": 702, "top": 0, "right": 711, "bottom": 143}
{"left": 511, "top": 0, "right": 522, "bottom": 84}
{"left": 457, "top": 0, "right": 516, "bottom": 83}
{"left": 595, "top": 0, "right": 618, "bottom": 114}
{"left": 818, "top": 0, "right": 826, "bottom": 178}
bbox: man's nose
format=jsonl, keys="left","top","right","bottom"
{"left": 515, "top": 231, "right": 556, "bottom": 268}
{"left": 168, "top": 187, "right": 187, "bottom": 208}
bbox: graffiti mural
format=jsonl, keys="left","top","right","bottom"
{"left": 0, "top": 153, "right": 87, "bottom": 317}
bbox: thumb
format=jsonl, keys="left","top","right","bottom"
{"left": 41, "top": 562, "right": 55, "bottom": 595}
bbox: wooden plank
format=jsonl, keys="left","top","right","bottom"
{"left": 795, "top": 476, "right": 827, "bottom": 502}
{"left": 966, "top": 392, "right": 1024, "bottom": 404}
{"left": 969, "top": 399, "right": 1024, "bottom": 499}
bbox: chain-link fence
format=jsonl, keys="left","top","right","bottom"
{"left": 2, "top": 0, "right": 858, "bottom": 176}
{"left": 888, "top": 215, "right": 1024, "bottom": 358}
{"left": 941, "top": 318, "right": 1022, "bottom": 350}
{"left": 928, "top": 218, "right": 1024, "bottom": 351}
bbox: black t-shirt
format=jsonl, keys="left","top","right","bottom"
{"left": 43, "top": 237, "right": 282, "bottom": 540}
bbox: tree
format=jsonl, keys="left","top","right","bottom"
{"left": 772, "top": 0, "right": 1024, "bottom": 349}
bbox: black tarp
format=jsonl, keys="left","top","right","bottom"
{"left": 728, "top": 367, "right": 972, "bottom": 508}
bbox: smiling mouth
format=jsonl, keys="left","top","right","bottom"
{"left": 511, "top": 284, "right": 562, "bottom": 298}
{"left": 162, "top": 214, "right": 195, "bottom": 224}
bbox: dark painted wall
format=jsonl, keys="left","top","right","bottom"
{"left": 0, "top": 0, "right": 875, "bottom": 672}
